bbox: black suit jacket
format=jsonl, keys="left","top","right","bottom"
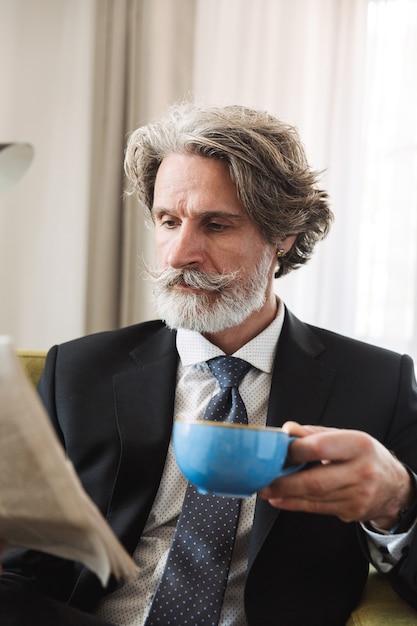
{"left": 3, "top": 310, "right": 417, "bottom": 625}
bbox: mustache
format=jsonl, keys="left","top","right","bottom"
{"left": 144, "top": 266, "right": 240, "bottom": 292}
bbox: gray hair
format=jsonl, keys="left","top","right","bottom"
{"left": 124, "top": 102, "right": 333, "bottom": 277}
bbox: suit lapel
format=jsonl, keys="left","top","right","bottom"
{"left": 266, "top": 309, "right": 337, "bottom": 428}
{"left": 248, "top": 309, "right": 337, "bottom": 570}
{"left": 108, "top": 326, "right": 178, "bottom": 553}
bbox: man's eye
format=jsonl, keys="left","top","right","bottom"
{"left": 208, "top": 222, "right": 228, "bottom": 232}
{"left": 161, "top": 219, "right": 177, "bottom": 229}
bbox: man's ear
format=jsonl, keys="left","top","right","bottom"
{"left": 275, "top": 234, "right": 297, "bottom": 255}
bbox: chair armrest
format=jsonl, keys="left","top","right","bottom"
{"left": 17, "top": 350, "right": 47, "bottom": 387}
{"left": 347, "top": 566, "right": 417, "bottom": 625}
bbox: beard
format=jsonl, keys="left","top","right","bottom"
{"left": 145, "top": 250, "right": 273, "bottom": 333}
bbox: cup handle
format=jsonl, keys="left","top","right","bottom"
{"left": 279, "top": 435, "right": 306, "bottom": 476}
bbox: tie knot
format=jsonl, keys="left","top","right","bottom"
{"left": 207, "top": 356, "right": 251, "bottom": 389}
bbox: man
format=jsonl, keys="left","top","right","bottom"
{"left": 1, "top": 102, "right": 417, "bottom": 625}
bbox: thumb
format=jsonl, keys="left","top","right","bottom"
{"left": 282, "top": 421, "right": 318, "bottom": 437}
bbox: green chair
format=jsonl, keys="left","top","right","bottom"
{"left": 347, "top": 566, "right": 417, "bottom": 624}
{"left": 17, "top": 349, "right": 46, "bottom": 388}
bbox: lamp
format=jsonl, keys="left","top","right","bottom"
{"left": 0, "top": 143, "right": 34, "bottom": 193}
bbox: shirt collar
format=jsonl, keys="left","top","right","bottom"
{"left": 176, "top": 299, "right": 285, "bottom": 374}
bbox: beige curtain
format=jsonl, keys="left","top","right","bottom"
{"left": 354, "top": 0, "right": 417, "bottom": 359}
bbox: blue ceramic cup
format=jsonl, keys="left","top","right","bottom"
{"left": 173, "top": 419, "right": 305, "bottom": 498}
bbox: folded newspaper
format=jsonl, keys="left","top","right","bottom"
{"left": 0, "top": 335, "right": 138, "bottom": 586}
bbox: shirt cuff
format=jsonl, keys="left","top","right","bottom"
{"left": 361, "top": 518, "right": 417, "bottom": 573}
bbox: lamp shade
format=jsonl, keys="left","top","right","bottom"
{"left": 0, "top": 143, "right": 34, "bottom": 193}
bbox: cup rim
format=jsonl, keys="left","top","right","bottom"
{"left": 174, "top": 418, "right": 287, "bottom": 433}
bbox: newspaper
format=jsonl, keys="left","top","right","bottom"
{"left": 0, "top": 335, "right": 138, "bottom": 586}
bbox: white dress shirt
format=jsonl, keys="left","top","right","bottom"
{"left": 95, "top": 302, "right": 414, "bottom": 625}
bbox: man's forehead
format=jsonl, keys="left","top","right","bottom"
{"left": 152, "top": 153, "right": 246, "bottom": 216}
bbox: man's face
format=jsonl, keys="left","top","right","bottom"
{"left": 149, "top": 153, "right": 278, "bottom": 335}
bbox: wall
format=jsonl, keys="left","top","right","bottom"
{"left": 0, "top": 0, "right": 95, "bottom": 349}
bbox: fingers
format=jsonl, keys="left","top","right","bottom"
{"left": 259, "top": 467, "right": 369, "bottom": 523}
{"left": 260, "top": 460, "right": 358, "bottom": 504}
{"left": 287, "top": 428, "right": 374, "bottom": 465}
{"left": 258, "top": 427, "right": 398, "bottom": 523}
{"left": 281, "top": 422, "right": 328, "bottom": 466}
{"left": 282, "top": 421, "right": 339, "bottom": 436}
{"left": 281, "top": 421, "right": 314, "bottom": 436}
{"left": 262, "top": 490, "right": 367, "bottom": 523}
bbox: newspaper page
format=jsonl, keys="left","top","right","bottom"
{"left": 0, "top": 335, "right": 138, "bottom": 586}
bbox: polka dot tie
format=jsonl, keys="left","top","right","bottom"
{"left": 205, "top": 356, "right": 251, "bottom": 424}
{"left": 145, "top": 356, "right": 251, "bottom": 625}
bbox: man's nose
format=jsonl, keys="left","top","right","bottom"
{"left": 166, "top": 223, "right": 205, "bottom": 269}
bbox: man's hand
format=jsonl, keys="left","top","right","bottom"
{"left": 259, "top": 421, "right": 416, "bottom": 529}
